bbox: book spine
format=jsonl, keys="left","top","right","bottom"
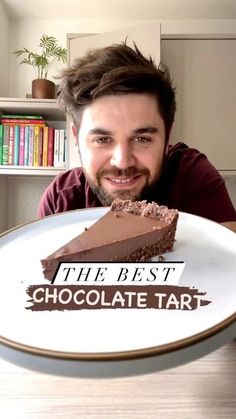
{"left": 13, "top": 125, "right": 20, "bottom": 165}
{"left": 38, "top": 126, "right": 43, "bottom": 166}
{"left": 28, "top": 126, "right": 34, "bottom": 166}
{"left": 19, "top": 126, "right": 25, "bottom": 166}
{"left": 24, "top": 125, "right": 30, "bottom": 166}
{"left": 47, "top": 127, "right": 54, "bottom": 166}
{"left": 53, "top": 129, "right": 60, "bottom": 167}
{"left": 0, "top": 125, "right": 3, "bottom": 164}
{"left": 42, "top": 126, "right": 49, "bottom": 167}
{"left": 2, "top": 119, "right": 46, "bottom": 125}
{"left": 2, "top": 114, "right": 43, "bottom": 119}
{"left": 8, "top": 125, "right": 14, "bottom": 165}
{"left": 33, "top": 126, "right": 40, "bottom": 166}
{"left": 59, "top": 129, "right": 66, "bottom": 167}
{"left": 2, "top": 125, "right": 9, "bottom": 165}
{"left": 63, "top": 129, "right": 68, "bottom": 167}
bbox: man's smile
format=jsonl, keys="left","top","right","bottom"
{"left": 103, "top": 174, "right": 143, "bottom": 188}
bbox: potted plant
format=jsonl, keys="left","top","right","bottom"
{"left": 13, "top": 34, "right": 67, "bottom": 99}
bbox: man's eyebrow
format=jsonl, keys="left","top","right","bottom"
{"left": 88, "top": 126, "right": 159, "bottom": 136}
{"left": 88, "top": 128, "right": 113, "bottom": 136}
{"left": 132, "top": 126, "right": 159, "bottom": 135}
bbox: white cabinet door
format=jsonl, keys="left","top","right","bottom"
{"left": 161, "top": 39, "right": 236, "bottom": 172}
{"left": 68, "top": 23, "right": 161, "bottom": 168}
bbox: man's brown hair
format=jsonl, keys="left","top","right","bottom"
{"left": 58, "top": 42, "right": 176, "bottom": 142}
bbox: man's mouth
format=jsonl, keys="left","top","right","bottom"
{"left": 104, "top": 175, "right": 142, "bottom": 187}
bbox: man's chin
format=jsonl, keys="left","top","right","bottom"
{"left": 94, "top": 187, "right": 140, "bottom": 206}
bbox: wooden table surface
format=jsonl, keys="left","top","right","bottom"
{"left": 0, "top": 340, "right": 236, "bottom": 419}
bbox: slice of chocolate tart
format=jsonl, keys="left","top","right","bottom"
{"left": 41, "top": 199, "right": 178, "bottom": 280}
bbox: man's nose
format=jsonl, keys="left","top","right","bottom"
{"left": 110, "top": 144, "right": 135, "bottom": 168}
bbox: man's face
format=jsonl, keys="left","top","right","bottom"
{"left": 77, "top": 93, "right": 166, "bottom": 205}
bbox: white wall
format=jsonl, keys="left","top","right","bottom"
{"left": 9, "top": 18, "right": 236, "bottom": 98}
{"left": 9, "top": 18, "right": 143, "bottom": 98}
{"left": 0, "top": 0, "right": 10, "bottom": 96}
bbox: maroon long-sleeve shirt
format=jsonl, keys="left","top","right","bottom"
{"left": 37, "top": 142, "right": 236, "bottom": 223}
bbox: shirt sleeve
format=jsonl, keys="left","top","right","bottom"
{"left": 37, "top": 179, "right": 59, "bottom": 218}
{"left": 37, "top": 170, "right": 77, "bottom": 218}
{"left": 179, "top": 148, "right": 236, "bottom": 223}
{"left": 37, "top": 168, "right": 88, "bottom": 218}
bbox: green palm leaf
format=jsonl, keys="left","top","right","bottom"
{"left": 13, "top": 34, "right": 67, "bottom": 79}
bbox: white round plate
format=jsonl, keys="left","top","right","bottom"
{"left": 0, "top": 208, "right": 236, "bottom": 377}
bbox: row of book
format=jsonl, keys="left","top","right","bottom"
{"left": 0, "top": 114, "right": 67, "bottom": 168}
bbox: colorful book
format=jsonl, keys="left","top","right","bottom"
{"left": 2, "top": 114, "right": 43, "bottom": 119}
{"left": 13, "top": 125, "right": 20, "bottom": 165}
{"left": 64, "top": 129, "right": 68, "bottom": 167}
{"left": 24, "top": 125, "right": 30, "bottom": 166}
{"left": 8, "top": 125, "right": 14, "bottom": 165}
{"left": 2, "top": 118, "right": 46, "bottom": 125}
{"left": 38, "top": 126, "right": 43, "bottom": 166}
{"left": 28, "top": 126, "right": 34, "bottom": 166}
{"left": 2, "top": 125, "right": 9, "bottom": 165}
{"left": 19, "top": 126, "right": 25, "bottom": 166}
{"left": 53, "top": 129, "right": 60, "bottom": 167}
{"left": 0, "top": 125, "right": 3, "bottom": 164}
{"left": 47, "top": 127, "right": 54, "bottom": 166}
{"left": 59, "top": 129, "right": 66, "bottom": 167}
{"left": 33, "top": 126, "right": 40, "bottom": 166}
{"left": 42, "top": 126, "right": 49, "bottom": 167}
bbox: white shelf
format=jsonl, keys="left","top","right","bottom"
{"left": 0, "top": 97, "right": 67, "bottom": 176}
{"left": 0, "top": 97, "right": 68, "bottom": 232}
{"left": 0, "top": 165, "right": 66, "bottom": 176}
{"left": 219, "top": 170, "right": 236, "bottom": 176}
{"left": 0, "top": 97, "right": 66, "bottom": 121}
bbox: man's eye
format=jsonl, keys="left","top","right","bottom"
{"left": 95, "top": 137, "right": 112, "bottom": 144}
{"left": 133, "top": 136, "right": 152, "bottom": 144}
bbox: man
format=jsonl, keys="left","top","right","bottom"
{"left": 38, "top": 42, "right": 236, "bottom": 232}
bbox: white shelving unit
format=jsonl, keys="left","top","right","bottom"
{"left": 0, "top": 165, "right": 65, "bottom": 176}
{"left": 0, "top": 97, "right": 62, "bottom": 117}
{"left": 0, "top": 98, "right": 67, "bottom": 233}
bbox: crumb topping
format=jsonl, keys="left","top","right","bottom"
{"left": 111, "top": 198, "right": 178, "bottom": 224}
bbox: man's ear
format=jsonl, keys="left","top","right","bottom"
{"left": 71, "top": 125, "right": 79, "bottom": 149}
{"left": 72, "top": 125, "right": 77, "bottom": 138}
{"left": 165, "top": 123, "right": 174, "bottom": 154}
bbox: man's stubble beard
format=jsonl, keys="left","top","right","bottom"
{"left": 90, "top": 185, "right": 137, "bottom": 206}
{"left": 79, "top": 148, "right": 167, "bottom": 206}
{"left": 82, "top": 166, "right": 149, "bottom": 205}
